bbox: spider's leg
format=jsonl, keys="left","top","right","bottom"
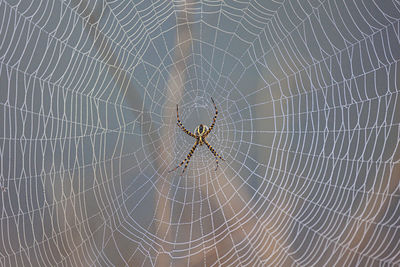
{"left": 168, "top": 155, "right": 189, "bottom": 173}
{"left": 169, "top": 141, "right": 198, "bottom": 174}
{"left": 204, "top": 139, "right": 224, "bottom": 171}
{"left": 181, "top": 141, "right": 199, "bottom": 174}
{"left": 176, "top": 104, "right": 196, "bottom": 138}
{"left": 205, "top": 97, "right": 218, "bottom": 136}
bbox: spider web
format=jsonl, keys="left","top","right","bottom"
{"left": 1, "top": 0, "right": 400, "bottom": 266}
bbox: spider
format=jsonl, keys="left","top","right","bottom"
{"left": 169, "top": 97, "right": 224, "bottom": 174}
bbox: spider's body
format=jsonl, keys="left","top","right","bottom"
{"left": 194, "top": 124, "right": 209, "bottom": 145}
{"left": 170, "top": 98, "right": 224, "bottom": 174}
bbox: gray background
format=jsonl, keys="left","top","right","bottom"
{"left": 0, "top": 0, "right": 399, "bottom": 266}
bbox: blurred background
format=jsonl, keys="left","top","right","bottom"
{"left": 0, "top": 0, "right": 399, "bottom": 266}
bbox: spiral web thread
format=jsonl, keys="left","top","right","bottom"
{"left": 0, "top": 0, "right": 400, "bottom": 266}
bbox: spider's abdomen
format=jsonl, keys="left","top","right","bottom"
{"left": 195, "top": 124, "right": 209, "bottom": 137}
